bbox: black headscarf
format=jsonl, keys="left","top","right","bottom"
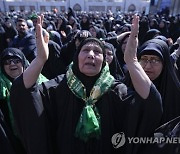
{"left": 116, "top": 32, "right": 130, "bottom": 74}
{"left": 89, "top": 25, "right": 105, "bottom": 39}
{"left": 72, "top": 37, "right": 106, "bottom": 96}
{"left": 140, "top": 29, "right": 161, "bottom": 46}
{"left": 0, "top": 48, "right": 29, "bottom": 81}
{"left": 138, "top": 39, "right": 180, "bottom": 124}
{"left": 104, "top": 42, "right": 124, "bottom": 80}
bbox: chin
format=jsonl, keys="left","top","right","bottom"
{"left": 84, "top": 74, "right": 96, "bottom": 77}
{"left": 84, "top": 72, "right": 98, "bottom": 76}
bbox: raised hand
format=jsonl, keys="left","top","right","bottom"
{"left": 123, "top": 14, "right": 151, "bottom": 99}
{"left": 36, "top": 15, "right": 49, "bottom": 64}
{"left": 23, "top": 15, "right": 49, "bottom": 88}
{"left": 124, "top": 14, "right": 139, "bottom": 63}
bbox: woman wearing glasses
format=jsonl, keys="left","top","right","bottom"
{"left": 138, "top": 39, "right": 180, "bottom": 154}
{"left": 0, "top": 47, "right": 47, "bottom": 154}
{"left": 138, "top": 39, "right": 180, "bottom": 124}
{"left": 0, "top": 48, "right": 28, "bottom": 154}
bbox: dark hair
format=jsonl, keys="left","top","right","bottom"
{"left": 16, "top": 18, "right": 27, "bottom": 24}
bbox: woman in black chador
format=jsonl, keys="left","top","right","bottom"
{"left": 138, "top": 38, "right": 180, "bottom": 154}
{"left": 138, "top": 38, "right": 180, "bottom": 124}
{"left": 104, "top": 42, "right": 124, "bottom": 80}
{"left": 0, "top": 47, "right": 47, "bottom": 154}
{"left": 10, "top": 15, "right": 162, "bottom": 154}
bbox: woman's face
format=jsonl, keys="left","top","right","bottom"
{"left": 4, "top": 58, "right": 23, "bottom": 79}
{"left": 139, "top": 55, "right": 163, "bottom": 81}
{"left": 58, "top": 18, "right": 63, "bottom": 25}
{"left": 150, "top": 20, "right": 154, "bottom": 27}
{"left": 159, "top": 21, "right": 165, "bottom": 28}
{"left": 82, "top": 16, "right": 88, "bottom": 23}
{"left": 121, "top": 26, "right": 130, "bottom": 33}
{"left": 89, "top": 27, "right": 97, "bottom": 37}
{"left": 121, "top": 37, "right": 129, "bottom": 53}
{"left": 69, "top": 17, "right": 75, "bottom": 25}
{"left": 78, "top": 42, "right": 104, "bottom": 76}
{"left": 75, "top": 39, "right": 81, "bottom": 48}
{"left": 5, "top": 20, "right": 12, "bottom": 28}
{"left": 105, "top": 48, "right": 113, "bottom": 65}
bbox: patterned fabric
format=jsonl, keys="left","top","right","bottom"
{"left": 66, "top": 63, "right": 115, "bottom": 141}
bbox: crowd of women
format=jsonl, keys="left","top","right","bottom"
{"left": 0, "top": 8, "right": 180, "bottom": 154}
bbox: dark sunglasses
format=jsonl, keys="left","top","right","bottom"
{"left": 4, "top": 58, "right": 22, "bottom": 65}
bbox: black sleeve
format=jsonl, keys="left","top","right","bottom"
{"left": 0, "top": 110, "right": 16, "bottom": 154}
{"left": 131, "top": 83, "right": 163, "bottom": 136}
{"left": 104, "top": 36, "right": 118, "bottom": 48}
{"left": 111, "top": 83, "right": 163, "bottom": 154}
{"left": 10, "top": 74, "right": 53, "bottom": 154}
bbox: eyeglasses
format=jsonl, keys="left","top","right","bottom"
{"left": 4, "top": 58, "right": 22, "bottom": 65}
{"left": 139, "top": 58, "right": 162, "bottom": 67}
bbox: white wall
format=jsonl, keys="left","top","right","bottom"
{"left": 0, "top": 0, "right": 150, "bottom": 14}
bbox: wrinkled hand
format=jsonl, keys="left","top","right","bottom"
{"left": 124, "top": 14, "right": 139, "bottom": 63}
{"left": 36, "top": 15, "right": 49, "bottom": 64}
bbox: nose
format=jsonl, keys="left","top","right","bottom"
{"left": 144, "top": 61, "right": 152, "bottom": 69}
{"left": 87, "top": 50, "right": 95, "bottom": 59}
{"left": 9, "top": 60, "right": 16, "bottom": 65}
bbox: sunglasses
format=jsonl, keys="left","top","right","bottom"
{"left": 4, "top": 58, "right": 22, "bottom": 65}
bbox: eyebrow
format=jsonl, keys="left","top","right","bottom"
{"left": 141, "top": 55, "right": 160, "bottom": 59}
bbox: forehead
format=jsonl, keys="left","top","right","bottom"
{"left": 89, "top": 27, "right": 96, "bottom": 30}
{"left": 4, "top": 55, "right": 21, "bottom": 60}
{"left": 81, "top": 42, "right": 102, "bottom": 49}
{"left": 17, "top": 21, "right": 27, "bottom": 26}
{"left": 141, "top": 55, "right": 160, "bottom": 59}
{"left": 105, "top": 47, "right": 113, "bottom": 52}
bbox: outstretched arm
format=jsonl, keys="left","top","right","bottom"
{"left": 23, "top": 15, "right": 49, "bottom": 88}
{"left": 124, "top": 14, "right": 151, "bottom": 99}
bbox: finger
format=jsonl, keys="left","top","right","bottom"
{"left": 131, "top": 15, "right": 139, "bottom": 38}
{"left": 36, "top": 16, "right": 44, "bottom": 43}
{"left": 36, "top": 16, "right": 42, "bottom": 37}
{"left": 43, "top": 30, "right": 49, "bottom": 43}
{"left": 36, "top": 24, "right": 43, "bottom": 43}
{"left": 40, "top": 14, "right": 44, "bottom": 26}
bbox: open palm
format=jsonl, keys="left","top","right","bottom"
{"left": 36, "top": 15, "right": 49, "bottom": 63}
{"left": 124, "top": 14, "right": 139, "bottom": 63}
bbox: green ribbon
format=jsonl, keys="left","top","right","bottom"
{"left": 75, "top": 105, "right": 101, "bottom": 141}
{"left": 66, "top": 63, "right": 115, "bottom": 142}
